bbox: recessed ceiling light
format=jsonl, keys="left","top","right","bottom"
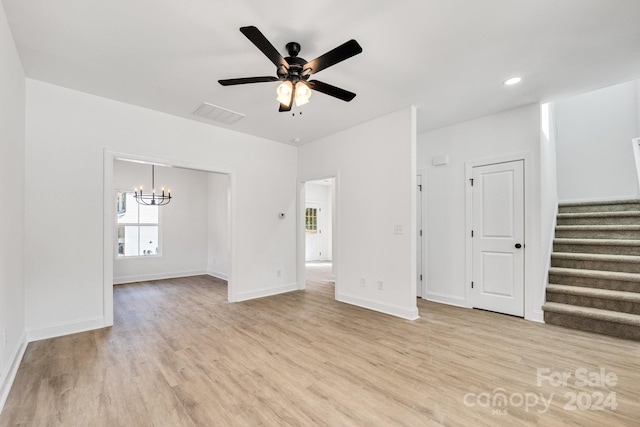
{"left": 504, "top": 77, "right": 522, "bottom": 86}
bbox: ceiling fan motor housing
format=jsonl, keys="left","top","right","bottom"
{"left": 279, "top": 42, "right": 308, "bottom": 82}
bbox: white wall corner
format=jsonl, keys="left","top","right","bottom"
{"left": 0, "top": 330, "right": 27, "bottom": 413}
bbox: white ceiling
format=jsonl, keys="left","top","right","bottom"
{"left": 4, "top": 0, "right": 640, "bottom": 145}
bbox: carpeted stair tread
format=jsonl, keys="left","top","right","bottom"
{"left": 558, "top": 211, "right": 640, "bottom": 219}
{"left": 549, "top": 267, "right": 640, "bottom": 282}
{"left": 542, "top": 302, "right": 640, "bottom": 326}
{"left": 551, "top": 252, "right": 640, "bottom": 263}
{"left": 554, "top": 238, "right": 640, "bottom": 247}
{"left": 559, "top": 199, "right": 640, "bottom": 208}
{"left": 560, "top": 199, "right": 640, "bottom": 206}
{"left": 556, "top": 225, "right": 640, "bottom": 231}
{"left": 547, "top": 284, "right": 640, "bottom": 302}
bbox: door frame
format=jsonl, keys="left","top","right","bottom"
{"left": 464, "top": 151, "right": 535, "bottom": 319}
{"left": 416, "top": 171, "right": 426, "bottom": 298}
{"left": 297, "top": 174, "right": 339, "bottom": 297}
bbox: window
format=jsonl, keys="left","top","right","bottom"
{"left": 305, "top": 207, "right": 318, "bottom": 233}
{"left": 116, "top": 191, "right": 160, "bottom": 257}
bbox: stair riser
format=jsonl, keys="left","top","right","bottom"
{"left": 544, "top": 312, "right": 640, "bottom": 341}
{"left": 548, "top": 273, "right": 640, "bottom": 292}
{"left": 551, "top": 258, "right": 640, "bottom": 274}
{"left": 555, "top": 229, "right": 640, "bottom": 240}
{"left": 553, "top": 243, "right": 640, "bottom": 255}
{"left": 557, "top": 216, "right": 640, "bottom": 226}
{"left": 546, "top": 292, "right": 640, "bottom": 315}
{"left": 559, "top": 203, "right": 640, "bottom": 214}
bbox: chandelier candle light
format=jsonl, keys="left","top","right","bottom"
{"left": 134, "top": 164, "right": 172, "bottom": 206}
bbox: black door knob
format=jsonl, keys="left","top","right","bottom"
{"left": 515, "top": 243, "right": 522, "bottom": 249}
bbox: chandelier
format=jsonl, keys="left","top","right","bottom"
{"left": 134, "top": 164, "right": 171, "bottom": 206}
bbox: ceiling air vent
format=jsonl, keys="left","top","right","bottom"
{"left": 192, "top": 102, "right": 245, "bottom": 125}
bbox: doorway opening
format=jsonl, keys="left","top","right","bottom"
{"left": 299, "top": 177, "right": 336, "bottom": 296}
{"left": 103, "top": 152, "right": 233, "bottom": 326}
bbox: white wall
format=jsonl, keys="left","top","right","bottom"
{"left": 113, "top": 160, "right": 209, "bottom": 283}
{"left": 298, "top": 107, "right": 418, "bottom": 320}
{"left": 417, "top": 103, "right": 544, "bottom": 321}
{"left": 24, "top": 79, "right": 298, "bottom": 340}
{"left": 555, "top": 80, "right": 640, "bottom": 202}
{"left": 207, "top": 172, "right": 229, "bottom": 280}
{"left": 0, "top": 1, "right": 26, "bottom": 410}
{"left": 305, "top": 182, "right": 332, "bottom": 261}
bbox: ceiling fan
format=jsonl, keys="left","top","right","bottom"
{"left": 218, "top": 26, "right": 363, "bottom": 112}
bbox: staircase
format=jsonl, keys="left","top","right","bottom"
{"left": 542, "top": 199, "right": 640, "bottom": 341}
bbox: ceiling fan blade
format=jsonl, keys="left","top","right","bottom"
{"left": 218, "top": 76, "right": 279, "bottom": 86}
{"left": 303, "top": 39, "right": 362, "bottom": 75}
{"left": 308, "top": 80, "right": 356, "bottom": 102}
{"left": 240, "top": 26, "right": 290, "bottom": 70}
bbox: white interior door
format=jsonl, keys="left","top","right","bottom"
{"left": 472, "top": 160, "right": 524, "bottom": 317}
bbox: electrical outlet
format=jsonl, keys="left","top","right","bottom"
{"left": 277, "top": 269, "right": 282, "bottom": 278}
{"left": 378, "top": 280, "right": 384, "bottom": 290}
{"left": 394, "top": 225, "right": 403, "bottom": 235}
{"left": 3, "top": 327, "right": 7, "bottom": 348}
{"left": 360, "top": 278, "right": 366, "bottom": 287}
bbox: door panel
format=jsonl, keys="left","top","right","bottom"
{"left": 472, "top": 160, "right": 524, "bottom": 316}
{"left": 481, "top": 252, "right": 515, "bottom": 296}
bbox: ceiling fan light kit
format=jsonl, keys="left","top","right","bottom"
{"left": 219, "top": 26, "right": 362, "bottom": 112}
{"left": 276, "top": 80, "right": 311, "bottom": 107}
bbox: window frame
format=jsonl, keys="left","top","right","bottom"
{"left": 115, "top": 190, "right": 163, "bottom": 259}
{"left": 305, "top": 206, "right": 318, "bottom": 234}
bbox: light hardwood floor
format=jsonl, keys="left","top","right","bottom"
{"left": 1, "top": 264, "right": 639, "bottom": 426}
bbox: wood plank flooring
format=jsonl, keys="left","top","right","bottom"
{"left": 1, "top": 263, "right": 640, "bottom": 426}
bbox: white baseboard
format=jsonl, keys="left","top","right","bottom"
{"left": 337, "top": 293, "right": 419, "bottom": 320}
{"left": 26, "top": 316, "right": 105, "bottom": 343}
{"left": 0, "top": 330, "right": 27, "bottom": 413}
{"left": 234, "top": 283, "right": 298, "bottom": 302}
{"left": 527, "top": 313, "right": 545, "bottom": 323}
{"left": 207, "top": 270, "right": 228, "bottom": 281}
{"left": 113, "top": 269, "right": 208, "bottom": 285}
{"left": 423, "top": 291, "right": 467, "bottom": 308}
